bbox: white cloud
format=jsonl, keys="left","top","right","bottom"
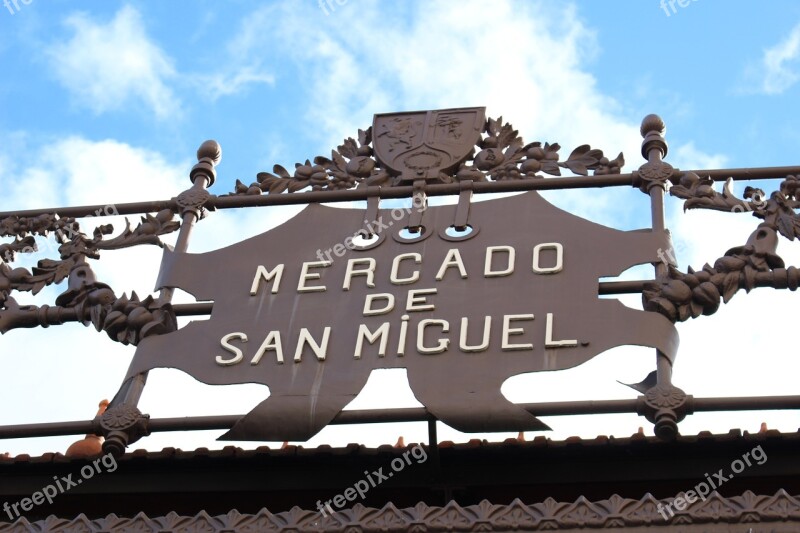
{"left": 188, "top": 6, "right": 278, "bottom": 101}
{"left": 46, "top": 5, "right": 179, "bottom": 119}
{"left": 198, "top": 67, "right": 275, "bottom": 100}
{"left": 670, "top": 141, "right": 728, "bottom": 171}
{"left": 746, "top": 22, "right": 800, "bottom": 95}
{"left": 231, "top": 0, "right": 717, "bottom": 229}
{"left": 3, "top": 137, "right": 188, "bottom": 210}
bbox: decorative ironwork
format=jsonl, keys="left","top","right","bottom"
{"left": 0, "top": 215, "right": 79, "bottom": 307}
{"left": 227, "top": 110, "right": 624, "bottom": 196}
{"left": 0, "top": 209, "right": 179, "bottom": 309}
{"left": 671, "top": 172, "right": 800, "bottom": 239}
{"left": 644, "top": 384, "right": 688, "bottom": 410}
{"left": 639, "top": 383, "right": 691, "bottom": 440}
{"left": 637, "top": 161, "right": 674, "bottom": 193}
{"left": 0, "top": 236, "right": 36, "bottom": 264}
{"left": 2, "top": 490, "right": 799, "bottom": 531}
{"left": 644, "top": 173, "right": 800, "bottom": 322}
{"left": 97, "top": 404, "right": 149, "bottom": 457}
{"left": 175, "top": 187, "right": 211, "bottom": 218}
{"left": 90, "top": 210, "right": 180, "bottom": 252}
{"left": 0, "top": 126, "right": 182, "bottom": 343}
{"left": 636, "top": 114, "right": 672, "bottom": 193}
{"left": 0, "top": 207, "right": 180, "bottom": 344}
{"left": 0, "top": 210, "right": 178, "bottom": 258}
{"left": 89, "top": 292, "right": 176, "bottom": 346}
{"left": 0, "top": 213, "right": 70, "bottom": 239}
{"left": 642, "top": 248, "right": 800, "bottom": 323}
{"left": 98, "top": 404, "right": 145, "bottom": 431}
{"left": 3, "top": 110, "right": 800, "bottom": 450}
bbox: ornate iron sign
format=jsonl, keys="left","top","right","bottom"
{"left": 128, "top": 191, "right": 677, "bottom": 441}
{"left": 2, "top": 108, "right": 800, "bottom": 454}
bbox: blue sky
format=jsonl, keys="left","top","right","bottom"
{"left": 2, "top": 1, "right": 800, "bottom": 456}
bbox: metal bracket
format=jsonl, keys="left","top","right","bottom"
{"left": 453, "top": 180, "right": 474, "bottom": 231}
{"left": 408, "top": 179, "right": 428, "bottom": 232}
{"left": 97, "top": 402, "right": 150, "bottom": 457}
{"left": 638, "top": 384, "right": 694, "bottom": 441}
{"left": 360, "top": 186, "right": 382, "bottom": 237}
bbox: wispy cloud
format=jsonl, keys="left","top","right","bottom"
{"left": 196, "top": 67, "right": 275, "bottom": 101}
{"left": 226, "top": 0, "right": 722, "bottom": 227}
{"left": 189, "top": 6, "right": 278, "bottom": 101}
{"left": 46, "top": 5, "right": 180, "bottom": 119}
{"left": 745, "top": 22, "right": 800, "bottom": 95}
{"left": 670, "top": 142, "right": 727, "bottom": 170}
{"left": 18, "top": 137, "right": 188, "bottom": 207}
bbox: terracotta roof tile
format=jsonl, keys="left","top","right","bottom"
{"left": 2, "top": 428, "right": 800, "bottom": 465}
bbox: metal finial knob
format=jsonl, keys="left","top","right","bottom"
{"left": 640, "top": 114, "right": 668, "bottom": 159}
{"left": 197, "top": 140, "right": 222, "bottom": 166}
{"left": 640, "top": 114, "right": 665, "bottom": 138}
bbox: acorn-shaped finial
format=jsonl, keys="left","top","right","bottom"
{"left": 190, "top": 140, "right": 221, "bottom": 186}
{"left": 197, "top": 140, "right": 222, "bottom": 166}
{"left": 640, "top": 114, "right": 665, "bottom": 138}
{"left": 640, "top": 114, "right": 668, "bottom": 159}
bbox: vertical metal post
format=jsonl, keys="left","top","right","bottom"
{"left": 638, "top": 115, "right": 688, "bottom": 440}
{"left": 640, "top": 115, "right": 673, "bottom": 388}
{"left": 101, "top": 141, "right": 221, "bottom": 455}
{"left": 427, "top": 416, "right": 440, "bottom": 466}
{"left": 426, "top": 415, "right": 450, "bottom": 504}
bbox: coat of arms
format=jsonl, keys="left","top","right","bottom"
{"left": 373, "top": 108, "right": 485, "bottom": 182}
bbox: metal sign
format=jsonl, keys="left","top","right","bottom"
{"left": 127, "top": 191, "right": 677, "bottom": 441}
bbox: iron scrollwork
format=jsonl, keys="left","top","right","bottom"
{"left": 643, "top": 174, "right": 800, "bottom": 322}
{"left": 0, "top": 208, "right": 181, "bottom": 345}
{"left": 226, "top": 115, "right": 625, "bottom": 196}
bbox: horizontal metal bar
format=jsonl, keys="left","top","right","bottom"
{"left": 0, "top": 280, "right": 651, "bottom": 333}
{"left": 692, "top": 166, "right": 800, "bottom": 182}
{"left": 597, "top": 280, "right": 648, "bottom": 295}
{"left": 0, "top": 420, "right": 95, "bottom": 439}
{"left": 167, "top": 273, "right": 797, "bottom": 317}
{"left": 147, "top": 407, "right": 431, "bottom": 433}
{"left": 166, "top": 281, "right": 646, "bottom": 317}
{"left": 3, "top": 395, "right": 800, "bottom": 441}
{"left": 0, "top": 200, "right": 178, "bottom": 219}
{"left": 168, "top": 281, "right": 650, "bottom": 318}
{"left": 693, "top": 396, "right": 800, "bottom": 411}
{"left": 174, "top": 302, "right": 214, "bottom": 316}
{"left": 1, "top": 165, "right": 799, "bottom": 220}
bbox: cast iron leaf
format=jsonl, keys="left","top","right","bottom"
{"left": 273, "top": 164, "right": 292, "bottom": 179}
{"left": 722, "top": 272, "right": 740, "bottom": 303}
